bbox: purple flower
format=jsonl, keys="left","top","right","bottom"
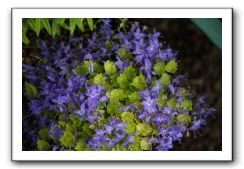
{"left": 85, "top": 84, "right": 104, "bottom": 99}
{"left": 114, "top": 122, "right": 126, "bottom": 132}
{"left": 190, "top": 120, "right": 206, "bottom": 131}
{"left": 152, "top": 114, "right": 169, "bottom": 126}
{"left": 163, "top": 47, "right": 177, "bottom": 61}
{"left": 134, "top": 28, "right": 145, "bottom": 40}
{"left": 67, "top": 75, "right": 83, "bottom": 92}
{"left": 105, "top": 126, "right": 114, "bottom": 134}
{"left": 39, "top": 40, "right": 49, "bottom": 57}
{"left": 151, "top": 80, "right": 162, "bottom": 93}
{"left": 73, "top": 104, "right": 86, "bottom": 117}
{"left": 172, "top": 75, "right": 185, "bottom": 85}
{"left": 114, "top": 56, "right": 128, "bottom": 71}
{"left": 164, "top": 107, "right": 172, "bottom": 114}
{"left": 48, "top": 122, "right": 63, "bottom": 139}
{"left": 141, "top": 95, "right": 157, "bottom": 114}
{"left": 52, "top": 95, "right": 69, "bottom": 113}
{"left": 28, "top": 99, "right": 43, "bottom": 115}
{"left": 155, "top": 137, "right": 173, "bottom": 151}
{"left": 146, "top": 38, "right": 159, "bottom": 58}
{"left": 168, "top": 84, "right": 176, "bottom": 94}
{"left": 140, "top": 58, "right": 152, "bottom": 82}
{"left": 138, "top": 89, "right": 151, "bottom": 99}
{"left": 168, "top": 125, "right": 184, "bottom": 141}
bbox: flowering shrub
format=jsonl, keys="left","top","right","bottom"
{"left": 23, "top": 19, "right": 215, "bottom": 151}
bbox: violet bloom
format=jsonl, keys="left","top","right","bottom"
{"left": 155, "top": 137, "right": 173, "bottom": 151}
{"left": 140, "top": 58, "right": 152, "bottom": 82}
{"left": 114, "top": 56, "right": 128, "bottom": 71}
{"left": 141, "top": 95, "right": 157, "bottom": 114}
{"left": 85, "top": 84, "right": 104, "bottom": 99}
{"left": 48, "top": 122, "right": 63, "bottom": 139}
{"left": 73, "top": 104, "right": 86, "bottom": 117}
{"left": 134, "top": 28, "right": 145, "bottom": 40}
{"left": 190, "top": 119, "right": 206, "bottom": 131}
{"left": 52, "top": 95, "right": 69, "bottom": 113}
{"left": 168, "top": 124, "right": 184, "bottom": 141}
{"left": 152, "top": 114, "right": 169, "bottom": 126}
{"left": 39, "top": 40, "right": 49, "bottom": 57}
{"left": 105, "top": 125, "right": 114, "bottom": 134}
{"left": 151, "top": 80, "right": 162, "bottom": 94}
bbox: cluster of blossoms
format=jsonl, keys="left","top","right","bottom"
{"left": 23, "top": 19, "right": 215, "bottom": 151}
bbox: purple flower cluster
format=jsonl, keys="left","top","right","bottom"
{"left": 23, "top": 19, "right": 215, "bottom": 151}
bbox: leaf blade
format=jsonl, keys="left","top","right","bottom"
{"left": 41, "top": 18, "right": 52, "bottom": 35}
{"left": 35, "top": 18, "right": 41, "bottom": 37}
{"left": 86, "top": 18, "right": 93, "bottom": 31}
{"left": 69, "top": 18, "right": 77, "bottom": 35}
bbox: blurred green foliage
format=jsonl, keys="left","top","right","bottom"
{"left": 22, "top": 18, "right": 94, "bottom": 45}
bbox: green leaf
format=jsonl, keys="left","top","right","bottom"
{"left": 107, "top": 101, "right": 121, "bottom": 115}
{"left": 140, "top": 138, "right": 152, "bottom": 150}
{"left": 121, "top": 112, "right": 134, "bottom": 123}
{"left": 117, "top": 48, "right": 126, "bottom": 57}
{"left": 177, "top": 114, "right": 191, "bottom": 124}
{"left": 35, "top": 18, "right": 41, "bottom": 37}
{"left": 122, "top": 66, "right": 136, "bottom": 81}
{"left": 69, "top": 18, "right": 77, "bottom": 35}
{"left": 55, "top": 18, "right": 65, "bottom": 25}
{"left": 105, "top": 40, "right": 112, "bottom": 53}
{"left": 51, "top": 21, "right": 60, "bottom": 38}
{"left": 38, "top": 128, "right": 49, "bottom": 140}
{"left": 104, "top": 60, "right": 117, "bottom": 75}
{"left": 181, "top": 100, "right": 193, "bottom": 111}
{"left": 136, "top": 123, "right": 153, "bottom": 136}
{"left": 75, "top": 64, "right": 89, "bottom": 76}
{"left": 156, "top": 97, "right": 167, "bottom": 108}
{"left": 61, "top": 23, "right": 70, "bottom": 30}
{"left": 167, "top": 98, "right": 177, "bottom": 108}
{"left": 27, "top": 19, "right": 35, "bottom": 32}
{"left": 154, "top": 61, "right": 165, "bottom": 75}
{"left": 75, "top": 139, "right": 87, "bottom": 151}
{"left": 165, "top": 60, "right": 178, "bottom": 74}
{"left": 132, "top": 74, "right": 146, "bottom": 90}
{"left": 128, "top": 136, "right": 142, "bottom": 151}
{"left": 109, "top": 89, "right": 124, "bottom": 101}
{"left": 93, "top": 73, "right": 106, "bottom": 86}
{"left": 69, "top": 114, "right": 83, "bottom": 129}
{"left": 87, "top": 18, "right": 93, "bottom": 31}
{"left": 76, "top": 18, "right": 84, "bottom": 32}
{"left": 124, "top": 122, "right": 136, "bottom": 134}
{"left": 60, "top": 131, "right": 74, "bottom": 148}
{"left": 179, "top": 89, "right": 187, "bottom": 98}
{"left": 128, "top": 92, "right": 141, "bottom": 103}
{"left": 22, "top": 31, "right": 30, "bottom": 45}
{"left": 117, "top": 73, "right": 129, "bottom": 89}
{"left": 22, "top": 21, "right": 29, "bottom": 45}
{"left": 128, "top": 143, "right": 141, "bottom": 151}
{"left": 160, "top": 73, "right": 171, "bottom": 86}
{"left": 94, "top": 62, "right": 104, "bottom": 73}
{"left": 82, "top": 123, "right": 94, "bottom": 137}
{"left": 22, "top": 20, "right": 29, "bottom": 33}
{"left": 41, "top": 18, "right": 52, "bottom": 35}
{"left": 37, "top": 139, "right": 50, "bottom": 151}
{"left": 25, "top": 82, "right": 38, "bottom": 97}
{"left": 116, "top": 144, "right": 127, "bottom": 151}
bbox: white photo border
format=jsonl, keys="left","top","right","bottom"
{"left": 12, "top": 8, "right": 233, "bottom": 161}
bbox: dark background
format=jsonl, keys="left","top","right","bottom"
{"left": 131, "top": 18, "right": 222, "bottom": 151}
